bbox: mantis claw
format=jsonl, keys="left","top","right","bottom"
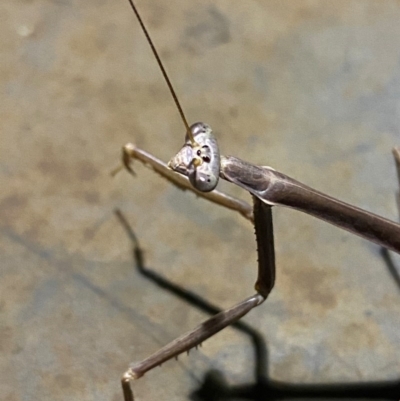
{"left": 122, "top": 143, "right": 137, "bottom": 176}
{"left": 110, "top": 143, "right": 138, "bottom": 177}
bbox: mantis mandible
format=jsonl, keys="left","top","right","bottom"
{"left": 115, "top": 1, "right": 400, "bottom": 400}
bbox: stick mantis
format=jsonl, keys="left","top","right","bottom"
{"left": 114, "top": 1, "right": 400, "bottom": 400}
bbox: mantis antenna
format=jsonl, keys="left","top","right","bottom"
{"left": 126, "top": 0, "right": 195, "bottom": 144}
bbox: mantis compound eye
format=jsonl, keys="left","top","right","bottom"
{"left": 168, "top": 122, "right": 220, "bottom": 192}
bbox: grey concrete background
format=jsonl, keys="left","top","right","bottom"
{"left": 2, "top": 1, "right": 400, "bottom": 400}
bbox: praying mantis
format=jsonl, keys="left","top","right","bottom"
{"left": 114, "top": 1, "right": 400, "bottom": 400}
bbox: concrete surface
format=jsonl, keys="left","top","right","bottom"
{"left": 2, "top": 1, "right": 400, "bottom": 400}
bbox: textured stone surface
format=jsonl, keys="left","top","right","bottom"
{"left": 1, "top": 1, "right": 400, "bottom": 400}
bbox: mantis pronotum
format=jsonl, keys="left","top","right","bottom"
{"left": 116, "top": 1, "right": 400, "bottom": 400}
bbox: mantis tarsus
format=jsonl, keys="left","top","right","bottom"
{"left": 116, "top": 1, "right": 400, "bottom": 400}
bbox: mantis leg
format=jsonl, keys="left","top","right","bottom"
{"left": 116, "top": 143, "right": 254, "bottom": 222}
{"left": 379, "top": 148, "right": 400, "bottom": 288}
{"left": 392, "top": 147, "right": 400, "bottom": 217}
{"left": 121, "top": 197, "right": 275, "bottom": 401}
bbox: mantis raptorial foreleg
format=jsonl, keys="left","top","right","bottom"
{"left": 120, "top": 191, "right": 276, "bottom": 401}
{"left": 119, "top": 143, "right": 254, "bottom": 223}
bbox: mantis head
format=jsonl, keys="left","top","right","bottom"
{"left": 168, "top": 122, "right": 221, "bottom": 192}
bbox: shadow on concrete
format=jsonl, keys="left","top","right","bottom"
{"left": 115, "top": 209, "right": 400, "bottom": 401}
{"left": 380, "top": 247, "right": 400, "bottom": 294}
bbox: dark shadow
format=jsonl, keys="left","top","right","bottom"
{"left": 115, "top": 209, "right": 400, "bottom": 401}
{"left": 192, "top": 372, "right": 400, "bottom": 401}
{"left": 380, "top": 247, "right": 400, "bottom": 292}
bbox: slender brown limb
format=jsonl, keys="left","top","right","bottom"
{"left": 377, "top": 148, "right": 400, "bottom": 292}
{"left": 120, "top": 196, "right": 276, "bottom": 401}
{"left": 121, "top": 294, "right": 265, "bottom": 400}
{"left": 253, "top": 198, "right": 275, "bottom": 297}
{"left": 392, "top": 147, "right": 400, "bottom": 220}
{"left": 125, "top": 294, "right": 264, "bottom": 377}
{"left": 120, "top": 143, "right": 254, "bottom": 222}
{"left": 392, "top": 147, "right": 400, "bottom": 190}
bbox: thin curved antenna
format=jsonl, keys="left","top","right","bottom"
{"left": 126, "top": 0, "right": 195, "bottom": 144}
